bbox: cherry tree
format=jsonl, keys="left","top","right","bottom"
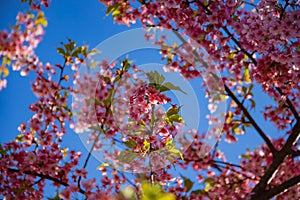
{"left": 0, "top": 0, "right": 300, "bottom": 199}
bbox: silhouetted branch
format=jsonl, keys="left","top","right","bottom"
{"left": 7, "top": 168, "right": 86, "bottom": 195}
{"left": 255, "top": 174, "right": 300, "bottom": 200}
{"left": 250, "top": 120, "right": 300, "bottom": 199}
{"left": 225, "top": 85, "right": 278, "bottom": 155}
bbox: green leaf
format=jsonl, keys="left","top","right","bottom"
{"left": 56, "top": 47, "right": 65, "bottom": 56}
{"left": 97, "top": 162, "right": 110, "bottom": 170}
{"left": 203, "top": 177, "right": 214, "bottom": 185}
{"left": 88, "top": 48, "right": 99, "bottom": 56}
{"left": 124, "top": 140, "right": 137, "bottom": 148}
{"left": 166, "top": 139, "right": 173, "bottom": 147}
{"left": 0, "top": 144, "right": 8, "bottom": 155}
{"left": 160, "top": 82, "right": 187, "bottom": 94}
{"left": 141, "top": 182, "right": 175, "bottom": 200}
{"left": 204, "top": 182, "right": 213, "bottom": 192}
{"left": 146, "top": 71, "right": 165, "bottom": 86}
{"left": 191, "top": 189, "right": 206, "bottom": 195}
{"left": 141, "top": 182, "right": 161, "bottom": 200}
{"left": 121, "top": 59, "right": 132, "bottom": 70}
{"left": 169, "top": 148, "right": 184, "bottom": 161}
{"left": 239, "top": 154, "right": 251, "bottom": 160}
{"left": 2, "top": 67, "right": 9, "bottom": 77}
{"left": 15, "top": 134, "right": 24, "bottom": 142}
{"left": 144, "top": 140, "right": 150, "bottom": 152}
{"left": 120, "top": 186, "right": 136, "bottom": 199}
{"left": 203, "top": 177, "right": 215, "bottom": 192}
{"left": 181, "top": 175, "right": 194, "bottom": 193}
{"left": 117, "top": 150, "right": 136, "bottom": 163}
{"left": 106, "top": 3, "right": 120, "bottom": 17}
{"left": 35, "top": 11, "right": 47, "bottom": 27}
{"left": 233, "top": 126, "right": 242, "bottom": 135}
{"left": 112, "top": 9, "right": 121, "bottom": 17}
{"left": 2, "top": 57, "right": 11, "bottom": 67}
{"left": 157, "top": 193, "right": 176, "bottom": 200}
{"left": 198, "top": 35, "right": 205, "bottom": 40}
{"left": 168, "top": 114, "right": 184, "bottom": 124}
{"left": 89, "top": 125, "right": 102, "bottom": 131}
{"left": 64, "top": 40, "right": 76, "bottom": 52}
{"left": 244, "top": 67, "right": 251, "bottom": 83}
{"left": 165, "top": 106, "right": 184, "bottom": 125}
{"left": 71, "top": 46, "right": 82, "bottom": 57}
{"left": 228, "top": 53, "right": 236, "bottom": 59}
{"left": 166, "top": 106, "right": 182, "bottom": 117}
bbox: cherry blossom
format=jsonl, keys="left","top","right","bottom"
{"left": 1, "top": 0, "right": 300, "bottom": 199}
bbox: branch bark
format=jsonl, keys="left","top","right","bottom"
{"left": 250, "top": 120, "right": 300, "bottom": 199}
{"left": 7, "top": 168, "right": 86, "bottom": 195}
{"left": 254, "top": 174, "right": 300, "bottom": 200}
{"left": 275, "top": 87, "right": 299, "bottom": 121}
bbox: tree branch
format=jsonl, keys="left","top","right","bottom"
{"left": 225, "top": 85, "right": 278, "bottom": 155}
{"left": 275, "top": 87, "right": 299, "bottom": 121}
{"left": 222, "top": 26, "right": 257, "bottom": 65}
{"left": 7, "top": 168, "right": 86, "bottom": 195}
{"left": 77, "top": 130, "right": 102, "bottom": 188}
{"left": 255, "top": 174, "right": 300, "bottom": 200}
{"left": 250, "top": 120, "right": 300, "bottom": 199}
{"left": 172, "top": 27, "right": 277, "bottom": 156}
{"left": 290, "top": 150, "right": 300, "bottom": 157}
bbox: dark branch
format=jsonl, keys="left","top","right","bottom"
{"left": 255, "top": 174, "right": 300, "bottom": 200}
{"left": 222, "top": 26, "right": 257, "bottom": 65}
{"left": 250, "top": 120, "right": 300, "bottom": 199}
{"left": 77, "top": 130, "right": 101, "bottom": 189}
{"left": 7, "top": 168, "right": 86, "bottom": 195}
{"left": 290, "top": 150, "right": 300, "bottom": 157}
{"left": 225, "top": 85, "right": 278, "bottom": 155}
{"left": 194, "top": 0, "right": 212, "bottom": 15}
{"left": 213, "top": 160, "right": 244, "bottom": 169}
{"left": 173, "top": 26, "right": 276, "bottom": 156}
{"left": 275, "top": 87, "right": 299, "bottom": 121}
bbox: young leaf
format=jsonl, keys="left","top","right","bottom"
{"left": 144, "top": 140, "right": 150, "bottom": 152}
{"left": 160, "top": 82, "right": 187, "bottom": 94}
{"left": 146, "top": 71, "right": 165, "bottom": 86}
{"left": 117, "top": 150, "right": 136, "bottom": 163}
{"left": 203, "top": 177, "right": 215, "bottom": 191}
{"left": 35, "top": 11, "right": 47, "bottom": 27}
{"left": 244, "top": 67, "right": 251, "bottom": 83}
{"left": 166, "top": 105, "right": 182, "bottom": 117}
{"left": 106, "top": 4, "right": 119, "bottom": 16}
{"left": 181, "top": 175, "right": 194, "bottom": 193}
{"left": 141, "top": 182, "right": 175, "bottom": 200}
{"left": 169, "top": 148, "right": 184, "bottom": 161}
{"left": 56, "top": 47, "right": 65, "bottom": 56}
{"left": 124, "top": 140, "right": 137, "bottom": 148}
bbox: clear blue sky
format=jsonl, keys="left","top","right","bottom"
{"left": 0, "top": 0, "right": 280, "bottom": 197}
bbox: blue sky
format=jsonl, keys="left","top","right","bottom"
{"left": 0, "top": 0, "right": 280, "bottom": 197}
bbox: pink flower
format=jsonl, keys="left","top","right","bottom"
{"left": 82, "top": 178, "right": 96, "bottom": 192}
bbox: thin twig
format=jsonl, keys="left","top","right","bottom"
{"left": 222, "top": 27, "right": 257, "bottom": 65}
{"left": 8, "top": 168, "right": 86, "bottom": 194}
{"left": 275, "top": 87, "right": 299, "bottom": 121}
